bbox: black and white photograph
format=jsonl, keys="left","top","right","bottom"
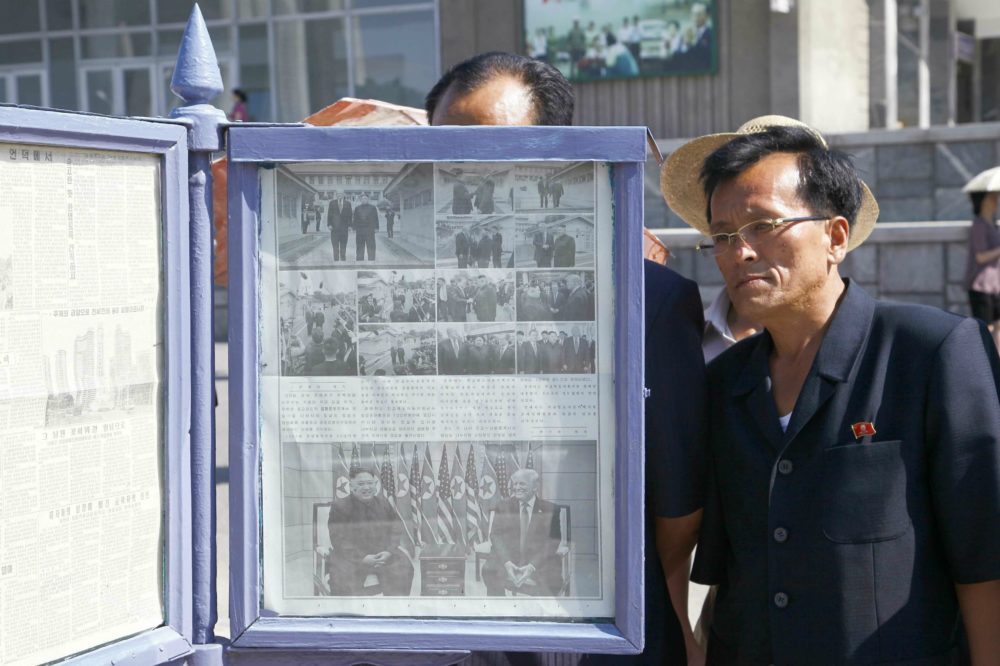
{"left": 437, "top": 324, "right": 517, "bottom": 375}
{"left": 435, "top": 215, "right": 515, "bottom": 269}
{"left": 278, "top": 269, "right": 358, "bottom": 377}
{"left": 358, "top": 270, "right": 436, "bottom": 323}
{"left": 516, "top": 323, "right": 597, "bottom": 375}
{"left": 436, "top": 270, "right": 516, "bottom": 323}
{"left": 515, "top": 270, "right": 596, "bottom": 322}
{"left": 513, "top": 162, "right": 595, "bottom": 214}
{"left": 281, "top": 440, "right": 598, "bottom": 598}
{"left": 435, "top": 163, "right": 515, "bottom": 215}
{"left": 515, "top": 215, "right": 595, "bottom": 268}
{"left": 274, "top": 163, "right": 435, "bottom": 269}
{"left": 358, "top": 324, "right": 437, "bottom": 377}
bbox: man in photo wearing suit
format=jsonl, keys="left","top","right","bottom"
{"left": 532, "top": 222, "right": 555, "bottom": 267}
{"left": 353, "top": 194, "right": 379, "bottom": 261}
{"left": 563, "top": 325, "right": 591, "bottom": 373}
{"left": 384, "top": 207, "right": 396, "bottom": 238}
{"left": 452, "top": 169, "right": 473, "bottom": 214}
{"left": 494, "top": 333, "right": 516, "bottom": 374}
{"left": 326, "top": 190, "right": 353, "bottom": 262}
{"left": 454, "top": 227, "right": 470, "bottom": 268}
{"left": 539, "top": 330, "right": 563, "bottom": 374}
{"left": 473, "top": 275, "right": 498, "bottom": 322}
{"left": 448, "top": 276, "right": 469, "bottom": 322}
{"left": 537, "top": 177, "right": 548, "bottom": 208}
{"left": 492, "top": 227, "right": 504, "bottom": 268}
{"left": 475, "top": 175, "right": 496, "bottom": 214}
{"left": 438, "top": 327, "right": 467, "bottom": 375}
{"left": 553, "top": 223, "right": 576, "bottom": 267}
{"left": 518, "top": 328, "right": 541, "bottom": 374}
{"left": 560, "top": 273, "right": 593, "bottom": 321}
{"left": 326, "top": 468, "right": 414, "bottom": 596}
{"left": 475, "top": 229, "right": 492, "bottom": 268}
{"left": 548, "top": 179, "right": 564, "bottom": 208}
{"left": 482, "top": 468, "right": 562, "bottom": 596}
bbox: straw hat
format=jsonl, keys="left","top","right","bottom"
{"left": 660, "top": 115, "right": 879, "bottom": 251}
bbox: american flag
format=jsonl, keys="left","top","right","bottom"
{"left": 525, "top": 444, "right": 536, "bottom": 470}
{"left": 436, "top": 444, "right": 459, "bottom": 544}
{"left": 408, "top": 444, "right": 426, "bottom": 545}
{"left": 465, "top": 445, "right": 485, "bottom": 545}
{"left": 495, "top": 445, "right": 510, "bottom": 500}
{"left": 381, "top": 446, "right": 396, "bottom": 504}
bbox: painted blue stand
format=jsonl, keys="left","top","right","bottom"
{"left": 169, "top": 6, "right": 226, "bottom": 666}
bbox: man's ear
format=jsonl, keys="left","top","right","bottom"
{"left": 828, "top": 216, "right": 850, "bottom": 264}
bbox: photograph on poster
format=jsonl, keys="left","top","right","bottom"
{"left": 279, "top": 269, "right": 358, "bottom": 377}
{"left": 358, "top": 324, "right": 437, "bottom": 377}
{"left": 523, "top": 0, "right": 718, "bottom": 81}
{"left": 436, "top": 215, "right": 515, "bottom": 269}
{"left": 436, "top": 269, "right": 516, "bottom": 323}
{"left": 516, "top": 323, "right": 596, "bottom": 375}
{"left": 281, "top": 440, "right": 599, "bottom": 599}
{"left": 513, "top": 162, "right": 594, "bottom": 214}
{"left": 434, "top": 163, "right": 515, "bottom": 215}
{"left": 258, "top": 159, "right": 616, "bottom": 619}
{"left": 275, "top": 163, "right": 435, "bottom": 270}
{"left": 357, "top": 269, "right": 436, "bottom": 324}
{"left": 515, "top": 270, "right": 595, "bottom": 322}
{"left": 437, "top": 324, "right": 517, "bottom": 375}
{"left": 515, "top": 215, "right": 594, "bottom": 268}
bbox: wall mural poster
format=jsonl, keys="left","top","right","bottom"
{"left": 523, "top": 0, "right": 718, "bottom": 81}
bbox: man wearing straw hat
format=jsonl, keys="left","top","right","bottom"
{"left": 662, "top": 116, "right": 1000, "bottom": 665}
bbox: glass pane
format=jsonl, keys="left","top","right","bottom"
{"left": 0, "top": 40, "right": 42, "bottom": 64}
{"left": 123, "top": 68, "right": 151, "bottom": 116}
{"left": 352, "top": 10, "right": 435, "bottom": 109}
{"left": 0, "top": 1, "right": 40, "bottom": 35}
{"left": 157, "top": 0, "right": 230, "bottom": 24}
{"left": 79, "top": 0, "right": 150, "bottom": 28}
{"left": 49, "top": 38, "right": 78, "bottom": 110}
{"left": 45, "top": 0, "right": 72, "bottom": 30}
{"left": 238, "top": 23, "right": 271, "bottom": 120}
{"left": 82, "top": 32, "right": 152, "bottom": 58}
{"left": 16, "top": 74, "right": 43, "bottom": 105}
{"left": 0, "top": 79, "right": 8, "bottom": 103}
{"left": 274, "top": 17, "right": 348, "bottom": 121}
{"left": 236, "top": 0, "right": 269, "bottom": 19}
{"left": 86, "top": 69, "right": 113, "bottom": 114}
{"left": 158, "top": 26, "right": 231, "bottom": 56}
{"left": 273, "top": 0, "right": 344, "bottom": 14}
{"left": 351, "top": 0, "right": 427, "bottom": 8}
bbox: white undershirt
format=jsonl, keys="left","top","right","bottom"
{"left": 778, "top": 413, "right": 792, "bottom": 432}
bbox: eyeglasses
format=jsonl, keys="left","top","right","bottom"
{"left": 695, "top": 216, "right": 829, "bottom": 256}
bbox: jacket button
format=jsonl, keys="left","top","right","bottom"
{"left": 773, "top": 527, "right": 788, "bottom": 543}
{"left": 774, "top": 592, "right": 789, "bottom": 608}
{"left": 777, "top": 459, "right": 794, "bottom": 475}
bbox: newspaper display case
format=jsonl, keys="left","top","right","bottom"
{"left": 0, "top": 107, "right": 192, "bottom": 665}
{"left": 226, "top": 126, "right": 647, "bottom": 661}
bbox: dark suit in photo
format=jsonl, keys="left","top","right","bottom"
{"left": 518, "top": 340, "right": 541, "bottom": 374}
{"left": 437, "top": 337, "right": 467, "bottom": 375}
{"left": 483, "top": 497, "right": 562, "bottom": 596}
{"left": 492, "top": 232, "right": 503, "bottom": 268}
{"left": 553, "top": 234, "right": 576, "bottom": 267}
{"left": 494, "top": 342, "right": 515, "bottom": 374}
{"left": 326, "top": 494, "right": 414, "bottom": 596}
{"left": 561, "top": 286, "right": 593, "bottom": 321}
{"left": 539, "top": 340, "right": 563, "bottom": 373}
{"left": 533, "top": 231, "right": 555, "bottom": 267}
{"left": 353, "top": 202, "right": 379, "bottom": 261}
{"left": 455, "top": 231, "right": 470, "bottom": 268}
{"left": 327, "top": 198, "right": 353, "bottom": 261}
{"left": 562, "top": 336, "right": 590, "bottom": 373}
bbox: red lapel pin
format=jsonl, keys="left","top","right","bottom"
{"left": 851, "top": 422, "right": 876, "bottom": 439}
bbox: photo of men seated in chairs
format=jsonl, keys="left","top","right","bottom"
{"left": 278, "top": 269, "right": 358, "bottom": 376}
{"left": 288, "top": 441, "right": 599, "bottom": 598}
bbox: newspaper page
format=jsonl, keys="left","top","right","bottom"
{"left": 260, "top": 161, "right": 615, "bottom": 619}
{"left": 0, "top": 144, "right": 164, "bottom": 665}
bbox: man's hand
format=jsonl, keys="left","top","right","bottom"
{"left": 956, "top": 580, "right": 1000, "bottom": 665}
{"left": 361, "top": 554, "right": 379, "bottom": 567}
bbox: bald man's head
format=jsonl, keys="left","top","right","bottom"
{"left": 426, "top": 52, "right": 574, "bottom": 126}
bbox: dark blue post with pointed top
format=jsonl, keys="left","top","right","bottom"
{"left": 170, "top": 5, "right": 225, "bottom": 663}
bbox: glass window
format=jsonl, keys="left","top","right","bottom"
{"left": 85, "top": 69, "right": 113, "bottom": 114}
{"left": 0, "top": 79, "right": 7, "bottom": 103}
{"left": 0, "top": 40, "right": 43, "bottom": 64}
{"left": 0, "top": 2, "right": 41, "bottom": 35}
{"left": 239, "top": 23, "right": 271, "bottom": 121}
{"left": 351, "top": 10, "right": 435, "bottom": 109}
{"left": 82, "top": 32, "right": 151, "bottom": 58}
{"left": 274, "top": 17, "right": 348, "bottom": 121}
{"left": 157, "top": 0, "right": 231, "bottom": 24}
{"left": 236, "top": 0, "right": 269, "bottom": 19}
{"left": 79, "top": 0, "right": 150, "bottom": 28}
{"left": 123, "top": 67, "right": 151, "bottom": 116}
{"left": 273, "top": 0, "right": 344, "bottom": 15}
{"left": 158, "top": 26, "right": 231, "bottom": 56}
{"left": 48, "top": 37, "right": 78, "bottom": 110}
{"left": 45, "top": 0, "right": 72, "bottom": 30}
{"left": 16, "top": 75, "right": 43, "bottom": 105}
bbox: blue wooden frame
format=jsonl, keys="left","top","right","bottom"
{"left": 0, "top": 106, "right": 193, "bottom": 664}
{"left": 227, "top": 126, "right": 646, "bottom": 658}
